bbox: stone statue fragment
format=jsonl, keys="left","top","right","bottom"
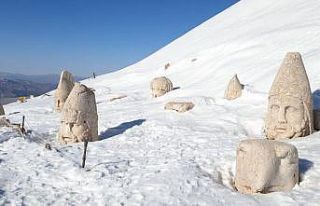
{"left": 164, "top": 101, "right": 194, "bottom": 113}
{"left": 265, "top": 52, "right": 313, "bottom": 139}
{"left": 151, "top": 76, "right": 173, "bottom": 97}
{"left": 235, "top": 139, "right": 299, "bottom": 194}
{"left": 58, "top": 83, "right": 99, "bottom": 144}
{"left": 55, "top": 70, "right": 74, "bottom": 112}
{"left": 224, "top": 74, "right": 243, "bottom": 100}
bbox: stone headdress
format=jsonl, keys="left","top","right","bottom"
{"left": 268, "top": 52, "right": 313, "bottom": 133}
{"left": 55, "top": 70, "right": 74, "bottom": 112}
{"left": 224, "top": 74, "right": 243, "bottom": 100}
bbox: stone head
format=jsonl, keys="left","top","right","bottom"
{"left": 265, "top": 52, "right": 313, "bottom": 139}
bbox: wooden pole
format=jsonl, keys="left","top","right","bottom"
{"left": 81, "top": 140, "right": 88, "bottom": 168}
{"left": 21, "top": 115, "right": 26, "bottom": 134}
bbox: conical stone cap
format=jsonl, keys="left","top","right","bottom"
{"left": 55, "top": 70, "right": 74, "bottom": 112}
{"left": 269, "top": 52, "right": 312, "bottom": 102}
{"left": 224, "top": 74, "right": 243, "bottom": 100}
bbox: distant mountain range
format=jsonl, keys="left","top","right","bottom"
{"left": 0, "top": 72, "right": 84, "bottom": 100}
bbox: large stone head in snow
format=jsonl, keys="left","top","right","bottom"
{"left": 265, "top": 52, "right": 313, "bottom": 139}
{"left": 55, "top": 70, "right": 74, "bottom": 112}
{"left": 150, "top": 76, "right": 173, "bottom": 97}
{"left": 224, "top": 74, "right": 243, "bottom": 100}
{"left": 0, "top": 103, "right": 4, "bottom": 116}
{"left": 235, "top": 139, "right": 299, "bottom": 194}
{"left": 58, "top": 83, "right": 99, "bottom": 144}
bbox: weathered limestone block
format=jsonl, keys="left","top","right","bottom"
{"left": 58, "top": 83, "right": 99, "bottom": 144}
{"left": 151, "top": 76, "right": 173, "bottom": 97}
{"left": 164, "top": 101, "right": 194, "bottom": 113}
{"left": 224, "top": 74, "right": 243, "bottom": 100}
{"left": 265, "top": 52, "right": 313, "bottom": 139}
{"left": 235, "top": 139, "right": 299, "bottom": 194}
{"left": 0, "top": 103, "right": 4, "bottom": 116}
{"left": 55, "top": 70, "right": 74, "bottom": 112}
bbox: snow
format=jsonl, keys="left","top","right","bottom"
{"left": 1, "top": 0, "right": 320, "bottom": 205}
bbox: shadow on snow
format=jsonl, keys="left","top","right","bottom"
{"left": 99, "top": 119, "right": 146, "bottom": 140}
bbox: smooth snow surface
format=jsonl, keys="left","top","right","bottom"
{"left": 1, "top": 0, "right": 320, "bottom": 205}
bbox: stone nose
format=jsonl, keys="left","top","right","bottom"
{"left": 278, "top": 107, "right": 287, "bottom": 123}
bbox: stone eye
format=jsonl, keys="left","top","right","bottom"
{"left": 271, "top": 104, "right": 280, "bottom": 110}
{"left": 286, "top": 106, "right": 297, "bottom": 113}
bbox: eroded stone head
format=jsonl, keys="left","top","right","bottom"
{"left": 58, "top": 83, "right": 99, "bottom": 144}
{"left": 150, "top": 76, "right": 173, "bottom": 97}
{"left": 265, "top": 52, "right": 313, "bottom": 139}
{"left": 55, "top": 70, "right": 74, "bottom": 112}
{"left": 235, "top": 139, "right": 299, "bottom": 194}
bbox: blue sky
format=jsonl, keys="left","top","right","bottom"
{"left": 0, "top": 0, "right": 238, "bottom": 76}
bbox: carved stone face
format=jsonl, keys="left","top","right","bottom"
{"left": 266, "top": 95, "right": 307, "bottom": 139}
{"left": 265, "top": 52, "right": 313, "bottom": 139}
{"left": 59, "top": 121, "right": 89, "bottom": 144}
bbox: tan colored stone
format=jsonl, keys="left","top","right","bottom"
{"left": 151, "top": 76, "right": 173, "bottom": 97}
{"left": 224, "top": 74, "right": 243, "bottom": 100}
{"left": 235, "top": 139, "right": 299, "bottom": 194}
{"left": 0, "top": 103, "right": 4, "bottom": 116}
{"left": 164, "top": 101, "right": 194, "bottom": 113}
{"left": 265, "top": 52, "right": 313, "bottom": 139}
{"left": 58, "top": 83, "right": 99, "bottom": 144}
{"left": 55, "top": 70, "right": 74, "bottom": 112}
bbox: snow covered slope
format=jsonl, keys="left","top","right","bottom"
{"left": 1, "top": 0, "right": 320, "bottom": 205}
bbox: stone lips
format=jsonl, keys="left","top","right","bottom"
{"left": 235, "top": 139, "right": 299, "bottom": 194}
{"left": 265, "top": 52, "right": 313, "bottom": 139}
{"left": 58, "top": 83, "right": 99, "bottom": 144}
{"left": 224, "top": 74, "right": 243, "bottom": 100}
{"left": 55, "top": 70, "right": 74, "bottom": 112}
{"left": 150, "top": 76, "right": 173, "bottom": 97}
